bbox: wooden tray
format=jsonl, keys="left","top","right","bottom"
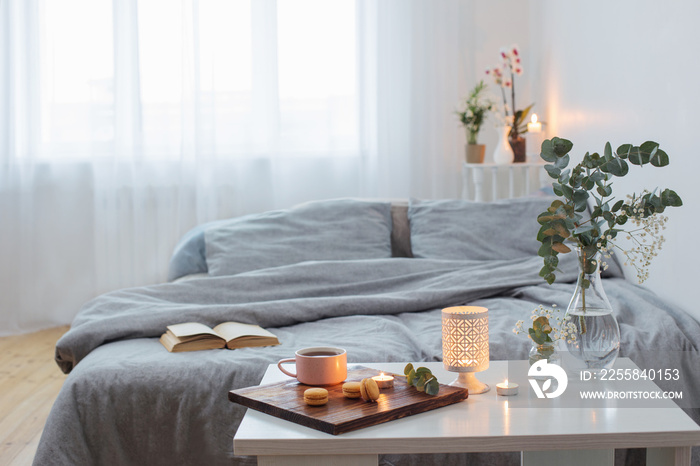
{"left": 228, "top": 365, "right": 468, "bottom": 435}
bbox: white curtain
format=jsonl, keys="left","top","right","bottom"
{"left": 0, "top": 0, "right": 469, "bottom": 335}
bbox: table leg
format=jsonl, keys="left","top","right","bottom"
{"left": 257, "top": 454, "right": 378, "bottom": 466}
{"left": 522, "top": 449, "right": 613, "bottom": 466}
{"left": 647, "top": 446, "right": 691, "bottom": 466}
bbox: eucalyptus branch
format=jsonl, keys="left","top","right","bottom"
{"left": 536, "top": 138, "right": 682, "bottom": 285}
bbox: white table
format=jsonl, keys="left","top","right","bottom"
{"left": 233, "top": 359, "right": 700, "bottom": 466}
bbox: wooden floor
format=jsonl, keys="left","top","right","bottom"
{"left": 0, "top": 326, "right": 69, "bottom": 466}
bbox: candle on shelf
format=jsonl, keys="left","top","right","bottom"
{"left": 496, "top": 379, "right": 519, "bottom": 396}
{"left": 527, "top": 114, "right": 542, "bottom": 133}
{"left": 372, "top": 373, "right": 394, "bottom": 389}
{"left": 526, "top": 113, "right": 545, "bottom": 162}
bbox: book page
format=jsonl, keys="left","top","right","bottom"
{"left": 167, "top": 322, "right": 221, "bottom": 339}
{"left": 213, "top": 321, "right": 277, "bottom": 343}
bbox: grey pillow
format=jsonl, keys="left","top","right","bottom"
{"left": 204, "top": 199, "right": 393, "bottom": 276}
{"left": 168, "top": 220, "right": 218, "bottom": 281}
{"left": 408, "top": 197, "right": 555, "bottom": 261}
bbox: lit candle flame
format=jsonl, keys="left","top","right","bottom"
{"left": 530, "top": 114, "right": 538, "bottom": 124}
{"left": 380, "top": 372, "right": 384, "bottom": 378}
{"left": 504, "top": 378, "right": 508, "bottom": 386}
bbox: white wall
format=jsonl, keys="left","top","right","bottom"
{"left": 531, "top": 0, "right": 700, "bottom": 320}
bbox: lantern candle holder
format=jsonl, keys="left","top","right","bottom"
{"left": 442, "top": 306, "right": 490, "bottom": 394}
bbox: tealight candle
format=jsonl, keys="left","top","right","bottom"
{"left": 372, "top": 373, "right": 394, "bottom": 389}
{"left": 496, "top": 379, "right": 519, "bottom": 396}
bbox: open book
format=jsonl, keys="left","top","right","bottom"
{"left": 159, "top": 321, "right": 280, "bottom": 352}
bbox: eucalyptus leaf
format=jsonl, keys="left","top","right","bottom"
{"left": 640, "top": 141, "right": 659, "bottom": 159}
{"left": 560, "top": 184, "right": 574, "bottom": 199}
{"left": 650, "top": 149, "right": 669, "bottom": 167}
{"left": 404, "top": 363, "right": 414, "bottom": 376}
{"left": 602, "top": 157, "right": 629, "bottom": 177}
{"left": 661, "top": 189, "right": 683, "bottom": 207}
{"left": 589, "top": 171, "right": 606, "bottom": 182}
{"left": 554, "top": 154, "right": 570, "bottom": 169}
{"left": 596, "top": 185, "right": 612, "bottom": 197}
{"left": 539, "top": 265, "right": 551, "bottom": 277}
{"left": 552, "top": 222, "right": 571, "bottom": 238}
{"left": 536, "top": 224, "right": 550, "bottom": 242}
{"left": 604, "top": 142, "right": 612, "bottom": 160}
{"left": 544, "top": 255, "right": 559, "bottom": 268}
{"left": 551, "top": 242, "right": 571, "bottom": 254}
{"left": 581, "top": 152, "right": 597, "bottom": 169}
{"left": 628, "top": 146, "right": 645, "bottom": 166}
{"left": 537, "top": 213, "right": 562, "bottom": 224}
{"left": 551, "top": 137, "right": 573, "bottom": 156}
{"left": 425, "top": 378, "right": 440, "bottom": 396}
{"left": 573, "top": 189, "right": 589, "bottom": 212}
{"left": 544, "top": 164, "right": 561, "bottom": 178}
{"left": 617, "top": 144, "right": 632, "bottom": 159}
{"left": 406, "top": 368, "right": 416, "bottom": 385}
{"left": 573, "top": 224, "right": 595, "bottom": 234}
{"left": 547, "top": 199, "right": 565, "bottom": 212}
{"left": 540, "top": 139, "right": 557, "bottom": 162}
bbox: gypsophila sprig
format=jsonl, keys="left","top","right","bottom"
{"left": 536, "top": 138, "right": 683, "bottom": 285}
{"left": 619, "top": 190, "right": 669, "bottom": 282}
{"left": 513, "top": 305, "right": 578, "bottom": 345}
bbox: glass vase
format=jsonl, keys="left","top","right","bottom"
{"left": 564, "top": 248, "right": 620, "bottom": 374}
{"left": 528, "top": 341, "right": 561, "bottom": 366}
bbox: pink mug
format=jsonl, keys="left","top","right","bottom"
{"left": 277, "top": 347, "right": 347, "bottom": 386}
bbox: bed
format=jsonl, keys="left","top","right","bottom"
{"left": 34, "top": 197, "right": 700, "bottom": 466}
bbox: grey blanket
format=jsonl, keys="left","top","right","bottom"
{"left": 36, "top": 256, "right": 700, "bottom": 466}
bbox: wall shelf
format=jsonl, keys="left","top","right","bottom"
{"left": 461, "top": 162, "right": 549, "bottom": 201}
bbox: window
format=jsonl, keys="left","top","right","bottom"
{"left": 36, "top": 0, "right": 358, "bottom": 160}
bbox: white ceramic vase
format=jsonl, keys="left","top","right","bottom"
{"left": 493, "top": 125, "right": 514, "bottom": 165}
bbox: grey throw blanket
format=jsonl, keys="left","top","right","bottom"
{"left": 39, "top": 256, "right": 700, "bottom": 466}
{"left": 56, "top": 255, "right": 581, "bottom": 373}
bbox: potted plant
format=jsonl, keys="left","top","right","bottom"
{"left": 457, "top": 81, "right": 493, "bottom": 163}
{"left": 486, "top": 44, "right": 533, "bottom": 163}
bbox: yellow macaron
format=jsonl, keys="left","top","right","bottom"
{"left": 303, "top": 388, "right": 329, "bottom": 406}
{"left": 359, "top": 378, "right": 380, "bottom": 402}
{"left": 342, "top": 381, "right": 362, "bottom": 399}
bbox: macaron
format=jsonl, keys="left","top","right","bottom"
{"left": 303, "top": 388, "right": 329, "bottom": 406}
{"left": 359, "top": 377, "right": 380, "bottom": 402}
{"left": 342, "top": 381, "right": 362, "bottom": 399}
